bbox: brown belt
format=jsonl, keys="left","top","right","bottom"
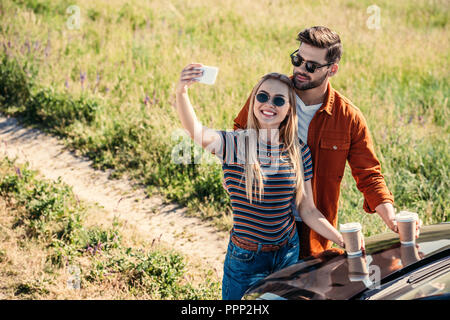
{"left": 230, "top": 225, "right": 297, "bottom": 252}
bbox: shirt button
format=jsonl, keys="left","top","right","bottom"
{"left": 333, "top": 145, "right": 337, "bottom": 150}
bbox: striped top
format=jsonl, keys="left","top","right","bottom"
{"left": 214, "top": 130, "right": 313, "bottom": 244}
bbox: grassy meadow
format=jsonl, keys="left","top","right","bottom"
{"left": 0, "top": 0, "right": 448, "bottom": 241}
{"left": 0, "top": 157, "right": 220, "bottom": 299}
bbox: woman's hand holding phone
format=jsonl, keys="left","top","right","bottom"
{"left": 175, "top": 63, "right": 222, "bottom": 155}
{"left": 176, "top": 63, "right": 204, "bottom": 95}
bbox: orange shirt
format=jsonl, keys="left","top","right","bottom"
{"left": 233, "top": 81, "right": 394, "bottom": 258}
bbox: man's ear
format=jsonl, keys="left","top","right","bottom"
{"left": 328, "top": 64, "right": 339, "bottom": 77}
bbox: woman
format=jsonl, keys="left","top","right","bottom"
{"left": 176, "top": 63, "right": 345, "bottom": 300}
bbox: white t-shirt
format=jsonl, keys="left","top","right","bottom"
{"left": 292, "top": 94, "right": 323, "bottom": 221}
{"left": 295, "top": 94, "right": 323, "bottom": 144}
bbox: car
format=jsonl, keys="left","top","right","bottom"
{"left": 243, "top": 223, "right": 450, "bottom": 300}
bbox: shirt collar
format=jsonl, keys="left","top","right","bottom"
{"left": 317, "top": 81, "right": 334, "bottom": 116}
{"left": 289, "top": 75, "right": 335, "bottom": 116}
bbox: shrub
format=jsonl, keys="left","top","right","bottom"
{"left": 24, "top": 88, "right": 98, "bottom": 129}
{"left": 0, "top": 55, "right": 33, "bottom": 111}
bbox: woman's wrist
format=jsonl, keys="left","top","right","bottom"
{"left": 176, "top": 87, "right": 188, "bottom": 96}
{"left": 336, "top": 233, "right": 345, "bottom": 248}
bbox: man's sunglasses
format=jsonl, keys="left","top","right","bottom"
{"left": 290, "top": 49, "right": 334, "bottom": 73}
{"left": 256, "top": 92, "right": 286, "bottom": 107}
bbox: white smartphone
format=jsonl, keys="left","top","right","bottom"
{"left": 195, "top": 66, "right": 219, "bottom": 85}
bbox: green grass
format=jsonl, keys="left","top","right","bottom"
{"left": 0, "top": 157, "right": 220, "bottom": 299}
{"left": 0, "top": 0, "right": 448, "bottom": 237}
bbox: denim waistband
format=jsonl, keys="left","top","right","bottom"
{"left": 230, "top": 224, "right": 297, "bottom": 252}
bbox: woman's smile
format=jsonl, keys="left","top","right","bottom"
{"left": 253, "top": 79, "right": 290, "bottom": 129}
{"left": 260, "top": 108, "right": 278, "bottom": 118}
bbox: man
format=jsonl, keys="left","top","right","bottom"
{"left": 233, "top": 26, "right": 421, "bottom": 258}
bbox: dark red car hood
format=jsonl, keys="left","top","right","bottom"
{"left": 244, "top": 223, "right": 450, "bottom": 300}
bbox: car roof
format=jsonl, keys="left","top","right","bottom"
{"left": 244, "top": 223, "right": 450, "bottom": 300}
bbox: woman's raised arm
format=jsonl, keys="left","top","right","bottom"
{"left": 175, "top": 63, "right": 222, "bottom": 152}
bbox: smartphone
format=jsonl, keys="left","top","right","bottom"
{"left": 195, "top": 66, "right": 219, "bottom": 85}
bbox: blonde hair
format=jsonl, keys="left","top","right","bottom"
{"left": 242, "top": 73, "right": 304, "bottom": 209}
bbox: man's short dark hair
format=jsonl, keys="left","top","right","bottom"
{"left": 296, "top": 26, "right": 343, "bottom": 63}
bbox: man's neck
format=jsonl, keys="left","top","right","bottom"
{"left": 295, "top": 80, "right": 329, "bottom": 106}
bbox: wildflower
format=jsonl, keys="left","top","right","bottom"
{"left": 418, "top": 115, "right": 424, "bottom": 124}
{"left": 33, "top": 40, "right": 40, "bottom": 51}
{"left": 80, "top": 71, "right": 86, "bottom": 89}
{"left": 14, "top": 166, "right": 22, "bottom": 179}
{"left": 24, "top": 39, "right": 31, "bottom": 54}
{"left": 144, "top": 94, "right": 150, "bottom": 105}
{"left": 408, "top": 115, "right": 413, "bottom": 124}
{"left": 65, "top": 77, "right": 70, "bottom": 89}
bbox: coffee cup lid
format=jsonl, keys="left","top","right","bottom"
{"left": 395, "top": 211, "right": 418, "bottom": 222}
{"left": 340, "top": 222, "right": 362, "bottom": 233}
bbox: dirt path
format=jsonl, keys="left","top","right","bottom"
{"left": 0, "top": 115, "right": 228, "bottom": 279}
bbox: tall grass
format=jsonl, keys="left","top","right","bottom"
{"left": 0, "top": 0, "right": 448, "bottom": 236}
{"left": 0, "top": 157, "right": 220, "bottom": 299}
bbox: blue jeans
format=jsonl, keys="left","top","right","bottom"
{"left": 222, "top": 230, "right": 300, "bottom": 300}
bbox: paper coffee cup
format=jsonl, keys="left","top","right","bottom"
{"left": 395, "top": 211, "right": 418, "bottom": 245}
{"left": 347, "top": 255, "right": 368, "bottom": 277}
{"left": 400, "top": 244, "right": 421, "bottom": 267}
{"left": 340, "top": 222, "right": 363, "bottom": 256}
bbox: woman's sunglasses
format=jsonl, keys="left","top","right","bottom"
{"left": 256, "top": 92, "right": 286, "bottom": 107}
{"left": 290, "top": 49, "right": 333, "bottom": 73}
